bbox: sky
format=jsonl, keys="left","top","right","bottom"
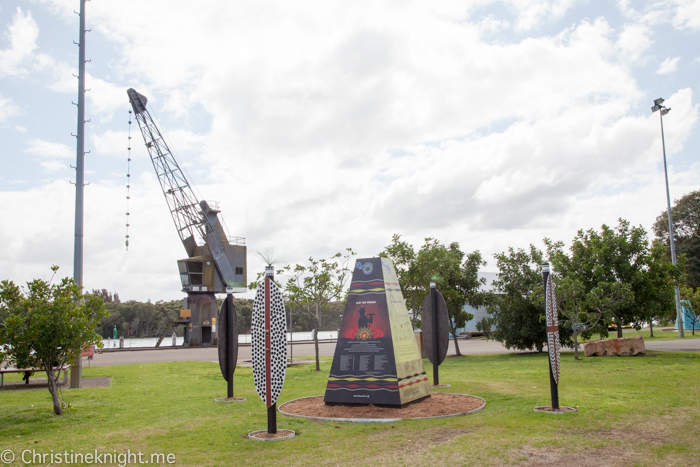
{"left": 0, "top": 0, "right": 698, "bottom": 302}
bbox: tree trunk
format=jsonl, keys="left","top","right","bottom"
{"left": 314, "top": 305, "right": 321, "bottom": 371}
{"left": 155, "top": 336, "right": 164, "bottom": 347}
{"left": 452, "top": 329, "right": 461, "bottom": 356}
{"left": 46, "top": 367, "right": 63, "bottom": 415}
{"left": 313, "top": 331, "right": 320, "bottom": 371}
{"left": 616, "top": 318, "right": 623, "bottom": 338}
{"left": 649, "top": 319, "right": 654, "bottom": 338}
{"left": 573, "top": 332, "right": 580, "bottom": 360}
{"left": 536, "top": 342, "right": 543, "bottom": 353}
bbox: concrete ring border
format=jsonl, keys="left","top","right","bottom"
{"left": 215, "top": 397, "right": 247, "bottom": 403}
{"left": 533, "top": 406, "right": 578, "bottom": 414}
{"left": 278, "top": 394, "right": 486, "bottom": 423}
{"left": 247, "top": 429, "right": 296, "bottom": 441}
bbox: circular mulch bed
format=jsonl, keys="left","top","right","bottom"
{"left": 247, "top": 429, "right": 295, "bottom": 441}
{"left": 533, "top": 406, "right": 577, "bottom": 414}
{"left": 279, "top": 393, "right": 485, "bottom": 422}
{"left": 215, "top": 397, "right": 247, "bottom": 403}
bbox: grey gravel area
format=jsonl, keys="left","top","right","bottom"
{"left": 1, "top": 376, "right": 111, "bottom": 391}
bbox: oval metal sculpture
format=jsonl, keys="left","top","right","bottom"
{"left": 217, "top": 295, "right": 238, "bottom": 383}
{"left": 542, "top": 263, "right": 561, "bottom": 410}
{"left": 421, "top": 288, "right": 449, "bottom": 366}
{"left": 252, "top": 268, "right": 287, "bottom": 433}
{"left": 544, "top": 269, "right": 561, "bottom": 385}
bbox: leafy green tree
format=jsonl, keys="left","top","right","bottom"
{"left": 0, "top": 267, "right": 109, "bottom": 415}
{"left": 379, "top": 235, "right": 423, "bottom": 329}
{"left": 551, "top": 220, "right": 679, "bottom": 338}
{"left": 489, "top": 245, "right": 556, "bottom": 352}
{"left": 634, "top": 240, "right": 681, "bottom": 336}
{"left": 380, "top": 236, "right": 489, "bottom": 355}
{"left": 476, "top": 317, "right": 492, "bottom": 339}
{"left": 98, "top": 299, "right": 183, "bottom": 342}
{"left": 653, "top": 190, "right": 700, "bottom": 289}
{"left": 279, "top": 249, "right": 355, "bottom": 371}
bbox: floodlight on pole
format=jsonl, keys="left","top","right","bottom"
{"left": 651, "top": 98, "right": 684, "bottom": 338}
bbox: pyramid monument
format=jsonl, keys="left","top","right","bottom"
{"left": 324, "top": 257, "right": 430, "bottom": 406}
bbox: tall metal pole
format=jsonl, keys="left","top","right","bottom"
{"left": 71, "top": 0, "right": 88, "bottom": 389}
{"left": 430, "top": 281, "right": 439, "bottom": 386}
{"left": 660, "top": 111, "right": 685, "bottom": 338}
{"left": 226, "top": 292, "right": 234, "bottom": 398}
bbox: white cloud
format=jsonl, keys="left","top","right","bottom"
{"left": 510, "top": 0, "right": 579, "bottom": 32}
{"left": 24, "top": 139, "right": 74, "bottom": 172}
{"left": 615, "top": 23, "right": 653, "bottom": 63}
{"left": 25, "top": 139, "right": 74, "bottom": 159}
{"left": 0, "top": 94, "right": 21, "bottom": 122}
{"left": 3, "top": 0, "right": 697, "bottom": 302}
{"left": 656, "top": 56, "right": 680, "bottom": 74}
{"left": 0, "top": 7, "right": 38, "bottom": 78}
{"left": 669, "top": 0, "right": 700, "bottom": 30}
{"left": 618, "top": 0, "right": 700, "bottom": 31}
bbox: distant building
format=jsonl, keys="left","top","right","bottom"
{"left": 456, "top": 272, "right": 499, "bottom": 334}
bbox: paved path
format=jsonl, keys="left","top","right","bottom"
{"left": 85, "top": 337, "right": 699, "bottom": 367}
{"left": 645, "top": 338, "right": 700, "bottom": 352}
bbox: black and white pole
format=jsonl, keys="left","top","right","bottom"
{"left": 226, "top": 290, "right": 235, "bottom": 398}
{"left": 264, "top": 266, "right": 277, "bottom": 433}
{"left": 288, "top": 305, "right": 293, "bottom": 366}
{"left": 430, "top": 281, "right": 439, "bottom": 386}
{"left": 542, "top": 263, "right": 560, "bottom": 410}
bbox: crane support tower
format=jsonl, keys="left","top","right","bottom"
{"left": 127, "top": 88, "right": 247, "bottom": 346}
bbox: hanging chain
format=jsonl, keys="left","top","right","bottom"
{"left": 126, "top": 110, "right": 132, "bottom": 250}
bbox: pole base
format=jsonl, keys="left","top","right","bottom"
{"left": 533, "top": 406, "right": 577, "bottom": 414}
{"left": 247, "top": 429, "right": 295, "bottom": 441}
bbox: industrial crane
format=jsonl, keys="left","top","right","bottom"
{"left": 127, "top": 88, "right": 247, "bottom": 346}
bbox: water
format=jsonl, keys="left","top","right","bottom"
{"left": 101, "top": 330, "right": 338, "bottom": 349}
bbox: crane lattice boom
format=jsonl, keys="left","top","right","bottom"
{"left": 127, "top": 88, "right": 205, "bottom": 246}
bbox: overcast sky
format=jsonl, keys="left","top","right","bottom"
{"left": 1, "top": 0, "right": 698, "bottom": 302}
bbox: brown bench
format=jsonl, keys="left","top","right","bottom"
{"left": 0, "top": 367, "right": 68, "bottom": 387}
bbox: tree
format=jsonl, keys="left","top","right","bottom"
{"left": 378, "top": 235, "right": 422, "bottom": 329}
{"left": 557, "top": 220, "right": 680, "bottom": 338}
{"left": 489, "top": 245, "right": 553, "bottom": 352}
{"left": 280, "top": 249, "right": 355, "bottom": 371}
{"left": 0, "top": 267, "right": 108, "bottom": 415}
{"left": 680, "top": 287, "right": 700, "bottom": 335}
{"left": 476, "top": 317, "right": 492, "bottom": 339}
{"left": 98, "top": 299, "right": 182, "bottom": 343}
{"left": 634, "top": 240, "right": 681, "bottom": 336}
{"left": 550, "top": 277, "right": 632, "bottom": 359}
{"left": 380, "top": 236, "right": 489, "bottom": 355}
{"left": 653, "top": 189, "right": 700, "bottom": 289}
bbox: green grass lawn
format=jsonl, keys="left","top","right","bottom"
{"left": 1, "top": 351, "right": 699, "bottom": 466}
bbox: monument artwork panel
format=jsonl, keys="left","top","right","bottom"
{"left": 324, "top": 257, "right": 430, "bottom": 406}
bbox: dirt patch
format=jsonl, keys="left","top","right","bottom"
{"left": 248, "top": 429, "right": 295, "bottom": 440}
{"left": 533, "top": 406, "right": 577, "bottom": 413}
{"left": 513, "top": 444, "right": 635, "bottom": 467}
{"left": 280, "top": 393, "right": 485, "bottom": 420}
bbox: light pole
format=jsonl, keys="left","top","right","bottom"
{"left": 651, "top": 97, "right": 684, "bottom": 338}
